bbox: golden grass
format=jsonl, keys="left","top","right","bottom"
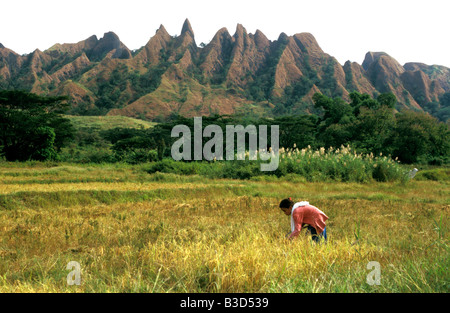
{"left": 0, "top": 163, "right": 448, "bottom": 292}
{"left": 0, "top": 182, "right": 214, "bottom": 194}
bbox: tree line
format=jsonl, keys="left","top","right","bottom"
{"left": 0, "top": 90, "right": 449, "bottom": 165}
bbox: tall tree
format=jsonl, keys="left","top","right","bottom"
{"left": 391, "top": 110, "right": 450, "bottom": 163}
{"left": 0, "top": 90, "right": 74, "bottom": 161}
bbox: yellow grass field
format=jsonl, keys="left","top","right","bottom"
{"left": 0, "top": 163, "right": 448, "bottom": 292}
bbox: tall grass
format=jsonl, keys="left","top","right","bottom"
{"left": 276, "top": 145, "right": 407, "bottom": 182}
{"left": 146, "top": 145, "right": 409, "bottom": 182}
{"left": 0, "top": 163, "right": 448, "bottom": 292}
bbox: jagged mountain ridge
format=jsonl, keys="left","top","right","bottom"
{"left": 0, "top": 19, "right": 448, "bottom": 120}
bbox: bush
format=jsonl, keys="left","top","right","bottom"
{"left": 59, "top": 146, "right": 116, "bottom": 163}
{"left": 371, "top": 160, "right": 404, "bottom": 182}
{"left": 144, "top": 145, "right": 408, "bottom": 183}
{"left": 415, "top": 168, "right": 450, "bottom": 182}
{"left": 115, "top": 149, "right": 158, "bottom": 164}
{"left": 146, "top": 159, "right": 203, "bottom": 176}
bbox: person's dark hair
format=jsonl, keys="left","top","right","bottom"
{"left": 279, "top": 198, "right": 294, "bottom": 209}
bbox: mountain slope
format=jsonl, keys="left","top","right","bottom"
{"left": 1, "top": 19, "right": 448, "bottom": 120}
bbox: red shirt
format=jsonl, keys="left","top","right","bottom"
{"left": 290, "top": 204, "right": 328, "bottom": 239}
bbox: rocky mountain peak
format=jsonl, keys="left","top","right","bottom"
{"left": 181, "top": 18, "right": 194, "bottom": 37}
{"left": 177, "top": 18, "right": 196, "bottom": 49}
{"left": 84, "top": 35, "right": 99, "bottom": 50}
{"left": 234, "top": 24, "right": 247, "bottom": 38}
{"left": 293, "top": 33, "right": 324, "bottom": 55}
{"left": 253, "top": 29, "right": 270, "bottom": 48}
{"left": 277, "top": 32, "right": 289, "bottom": 43}
{"left": 362, "top": 52, "right": 389, "bottom": 70}
{"left": 89, "top": 31, "right": 131, "bottom": 60}
{"left": 212, "top": 27, "right": 232, "bottom": 41}
{"left": 156, "top": 24, "right": 170, "bottom": 37}
{"left": 101, "top": 32, "right": 120, "bottom": 42}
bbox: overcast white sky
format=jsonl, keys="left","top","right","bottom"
{"left": 1, "top": 0, "right": 449, "bottom": 67}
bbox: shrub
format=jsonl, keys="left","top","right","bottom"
{"left": 145, "top": 145, "right": 408, "bottom": 183}
{"left": 415, "top": 168, "right": 450, "bottom": 182}
{"left": 115, "top": 149, "right": 158, "bottom": 164}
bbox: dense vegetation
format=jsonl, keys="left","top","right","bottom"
{"left": 0, "top": 90, "right": 74, "bottom": 161}
{"left": 62, "top": 91, "right": 449, "bottom": 167}
{"left": 1, "top": 90, "right": 449, "bottom": 181}
{"left": 423, "top": 92, "right": 450, "bottom": 123}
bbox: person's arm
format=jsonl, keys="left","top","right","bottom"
{"left": 288, "top": 210, "right": 303, "bottom": 239}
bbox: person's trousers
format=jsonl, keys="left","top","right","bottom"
{"left": 306, "top": 225, "right": 327, "bottom": 243}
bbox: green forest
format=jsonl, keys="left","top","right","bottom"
{"left": 1, "top": 89, "right": 449, "bottom": 181}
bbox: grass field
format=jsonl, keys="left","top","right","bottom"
{"left": 0, "top": 162, "right": 448, "bottom": 292}
{"left": 64, "top": 115, "right": 156, "bottom": 131}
